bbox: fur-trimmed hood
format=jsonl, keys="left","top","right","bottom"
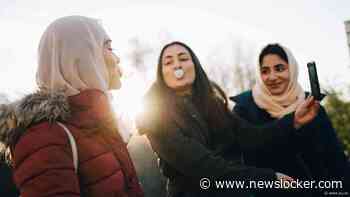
{"left": 0, "top": 91, "right": 70, "bottom": 147}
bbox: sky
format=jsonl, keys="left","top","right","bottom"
{"left": 0, "top": 0, "right": 350, "bottom": 101}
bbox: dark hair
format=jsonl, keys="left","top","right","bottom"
{"left": 258, "top": 43, "right": 288, "bottom": 66}
{"left": 154, "top": 41, "right": 232, "bottom": 131}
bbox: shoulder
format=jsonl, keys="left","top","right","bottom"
{"left": 229, "top": 90, "right": 255, "bottom": 109}
{"left": 12, "top": 121, "right": 80, "bottom": 195}
{"left": 13, "top": 121, "right": 71, "bottom": 168}
{"left": 230, "top": 90, "right": 253, "bottom": 105}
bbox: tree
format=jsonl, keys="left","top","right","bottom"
{"left": 128, "top": 37, "right": 153, "bottom": 72}
{"left": 205, "top": 39, "right": 256, "bottom": 95}
{"left": 323, "top": 88, "right": 350, "bottom": 157}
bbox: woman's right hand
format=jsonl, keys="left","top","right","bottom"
{"left": 294, "top": 96, "right": 320, "bottom": 129}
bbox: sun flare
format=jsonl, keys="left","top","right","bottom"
{"left": 111, "top": 74, "right": 149, "bottom": 134}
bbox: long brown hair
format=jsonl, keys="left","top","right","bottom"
{"left": 152, "top": 41, "right": 232, "bottom": 131}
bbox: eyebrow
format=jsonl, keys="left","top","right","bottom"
{"left": 104, "top": 39, "right": 112, "bottom": 44}
{"left": 178, "top": 52, "right": 188, "bottom": 57}
{"left": 163, "top": 52, "right": 189, "bottom": 60}
{"left": 164, "top": 55, "right": 173, "bottom": 60}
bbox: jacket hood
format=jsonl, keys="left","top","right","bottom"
{"left": 0, "top": 91, "right": 70, "bottom": 146}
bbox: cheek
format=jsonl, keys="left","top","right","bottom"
{"left": 162, "top": 66, "right": 174, "bottom": 85}
{"left": 261, "top": 74, "right": 269, "bottom": 84}
{"left": 183, "top": 62, "right": 196, "bottom": 81}
{"left": 280, "top": 71, "right": 290, "bottom": 83}
{"left": 188, "top": 66, "right": 196, "bottom": 82}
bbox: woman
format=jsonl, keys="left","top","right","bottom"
{"left": 136, "top": 41, "right": 319, "bottom": 197}
{"left": 0, "top": 16, "right": 144, "bottom": 197}
{"left": 231, "top": 43, "right": 350, "bottom": 196}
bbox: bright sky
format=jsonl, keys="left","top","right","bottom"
{"left": 1, "top": 0, "right": 349, "bottom": 102}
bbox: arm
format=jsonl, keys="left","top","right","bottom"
{"left": 229, "top": 111, "right": 296, "bottom": 151}
{"left": 13, "top": 123, "right": 80, "bottom": 197}
{"left": 142, "top": 123, "right": 277, "bottom": 182}
{"left": 317, "top": 107, "right": 350, "bottom": 189}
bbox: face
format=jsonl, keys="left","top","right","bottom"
{"left": 104, "top": 40, "right": 122, "bottom": 90}
{"left": 161, "top": 44, "right": 196, "bottom": 94}
{"left": 260, "top": 54, "right": 290, "bottom": 96}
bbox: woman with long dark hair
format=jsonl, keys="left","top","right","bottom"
{"left": 136, "top": 41, "right": 319, "bottom": 197}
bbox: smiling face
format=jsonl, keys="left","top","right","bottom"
{"left": 161, "top": 44, "right": 196, "bottom": 94}
{"left": 260, "top": 54, "right": 290, "bottom": 96}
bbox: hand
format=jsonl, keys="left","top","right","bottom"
{"left": 294, "top": 96, "right": 320, "bottom": 129}
{"left": 275, "top": 172, "right": 294, "bottom": 189}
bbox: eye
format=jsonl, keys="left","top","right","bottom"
{"left": 164, "top": 61, "right": 172, "bottom": 66}
{"left": 104, "top": 40, "right": 113, "bottom": 51}
{"left": 275, "top": 64, "right": 286, "bottom": 72}
{"left": 260, "top": 68, "right": 269, "bottom": 75}
{"left": 179, "top": 57, "right": 189, "bottom": 62}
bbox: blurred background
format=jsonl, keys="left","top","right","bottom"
{"left": 1, "top": 0, "right": 350, "bottom": 196}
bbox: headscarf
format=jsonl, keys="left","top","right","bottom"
{"left": 252, "top": 45, "right": 305, "bottom": 118}
{"left": 36, "top": 15, "right": 110, "bottom": 96}
{"left": 36, "top": 16, "right": 131, "bottom": 143}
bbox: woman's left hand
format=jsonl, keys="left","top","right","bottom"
{"left": 294, "top": 96, "right": 320, "bottom": 129}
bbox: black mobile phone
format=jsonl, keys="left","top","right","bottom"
{"left": 307, "top": 61, "right": 322, "bottom": 100}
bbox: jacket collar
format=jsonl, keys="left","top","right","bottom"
{"left": 0, "top": 89, "right": 112, "bottom": 145}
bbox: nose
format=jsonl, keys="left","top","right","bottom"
{"left": 173, "top": 59, "right": 182, "bottom": 70}
{"left": 268, "top": 71, "right": 278, "bottom": 81}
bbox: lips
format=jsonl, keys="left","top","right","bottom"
{"left": 267, "top": 83, "right": 282, "bottom": 89}
{"left": 174, "top": 68, "right": 185, "bottom": 79}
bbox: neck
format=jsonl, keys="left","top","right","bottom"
{"left": 175, "top": 87, "right": 192, "bottom": 96}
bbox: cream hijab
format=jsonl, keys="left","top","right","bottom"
{"left": 36, "top": 15, "right": 110, "bottom": 96}
{"left": 36, "top": 16, "right": 131, "bottom": 143}
{"left": 252, "top": 45, "right": 305, "bottom": 118}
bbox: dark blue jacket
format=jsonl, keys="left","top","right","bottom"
{"left": 0, "top": 160, "right": 19, "bottom": 197}
{"left": 231, "top": 90, "right": 350, "bottom": 195}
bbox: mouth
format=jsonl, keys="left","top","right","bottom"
{"left": 267, "top": 82, "right": 283, "bottom": 89}
{"left": 174, "top": 68, "right": 185, "bottom": 79}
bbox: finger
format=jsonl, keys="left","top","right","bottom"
{"left": 313, "top": 101, "right": 320, "bottom": 114}
{"left": 304, "top": 96, "right": 315, "bottom": 109}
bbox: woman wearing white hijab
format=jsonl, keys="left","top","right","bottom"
{"left": 0, "top": 16, "right": 144, "bottom": 197}
{"left": 231, "top": 43, "right": 349, "bottom": 196}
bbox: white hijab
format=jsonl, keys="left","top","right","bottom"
{"left": 36, "top": 16, "right": 131, "bottom": 143}
{"left": 36, "top": 15, "right": 110, "bottom": 96}
{"left": 252, "top": 45, "right": 305, "bottom": 118}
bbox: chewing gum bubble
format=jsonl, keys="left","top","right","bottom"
{"left": 174, "top": 68, "right": 185, "bottom": 79}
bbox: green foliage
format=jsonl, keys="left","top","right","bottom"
{"left": 323, "top": 89, "right": 350, "bottom": 157}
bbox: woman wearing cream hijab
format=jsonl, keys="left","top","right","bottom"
{"left": 0, "top": 16, "right": 144, "bottom": 197}
{"left": 231, "top": 43, "right": 349, "bottom": 196}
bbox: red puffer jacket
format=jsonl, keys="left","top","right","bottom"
{"left": 7, "top": 89, "right": 144, "bottom": 197}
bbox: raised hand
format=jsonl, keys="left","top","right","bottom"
{"left": 294, "top": 96, "right": 320, "bottom": 129}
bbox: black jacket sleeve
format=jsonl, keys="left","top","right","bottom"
{"left": 229, "top": 111, "right": 296, "bottom": 151}
{"left": 143, "top": 123, "right": 277, "bottom": 182}
{"left": 313, "top": 107, "right": 350, "bottom": 190}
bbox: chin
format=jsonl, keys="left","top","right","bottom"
{"left": 269, "top": 89, "right": 285, "bottom": 96}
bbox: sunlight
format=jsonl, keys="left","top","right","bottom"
{"left": 111, "top": 72, "right": 149, "bottom": 134}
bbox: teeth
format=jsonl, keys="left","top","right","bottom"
{"left": 174, "top": 69, "right": 185, "bottom": 79}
